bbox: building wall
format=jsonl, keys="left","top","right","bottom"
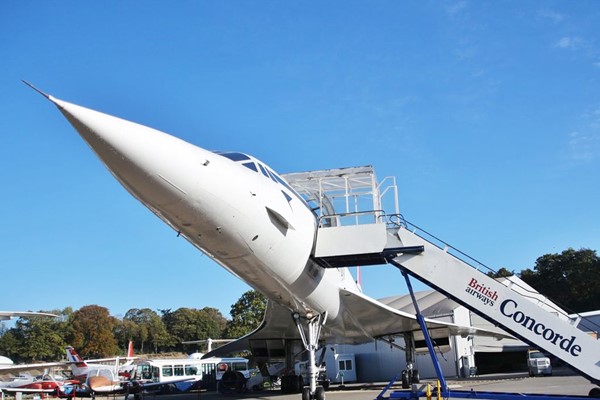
{"left": 323, "top": 332, "right": 463, "bottom": 383}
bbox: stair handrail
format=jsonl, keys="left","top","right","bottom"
{"left": 385, "top": 214, "right": 600, "bottom": 337}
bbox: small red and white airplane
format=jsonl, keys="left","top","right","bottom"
{"left": 61, "top": 343, "right": 135, "bottom": 395}
{"left": 0, "top": 342, "right": 135, "bottom": 397}
{"left": 0, "top": 373, "right": 69, "bottom": 395}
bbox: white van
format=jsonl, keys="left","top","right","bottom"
{"left": 527, "top": 350, "right": 552, "bottom": 376}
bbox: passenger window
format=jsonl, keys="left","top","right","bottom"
{"left": 162, "top": 366, "right": 173, "bottom": 377}
{"left": 99, "top": 369, "right": 112, "bottom": 379}
{"left": 232, "top": 362, "right": 247, "bottom": 371}
{"left": 242, "top": 162, "right": 258, "bottom": 172}
{"left": 174, "top": 365, "right": 184, "bottom": 376}
{"left": 185, "top": 365, "right": 198, "bottom": 376}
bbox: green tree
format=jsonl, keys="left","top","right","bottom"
{"left": 123, "top": 308, "right": 170, "bottom": 353}
{"left": 487, "top": 267, "right": 514, "bottom": 279}
{"left": 224, "top": 290, "right": 266, "bottom": 339}
{"left": 163, "top": 307, "right": 226, "bottom": 352}
{"left": 0, "top": 330, "right": 20, "bottom": 362}
{"left": 14, "top": 314, "right": 67, "bottom": 361}
{"left": 66, "top": 305, "right": 118, "bottom": 358}
{"left": 113, "top": 318, "right": 139, "bottom": 355}
{"left": 0, "top": 309, "right": 68, "bottom": 363}
{"left": 520, "top": 248, "right": 600, "bottom": 313}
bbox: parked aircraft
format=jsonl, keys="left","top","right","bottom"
{"left": 62, "top": 343, "right": 136, "bottom": 394}
{"left": 26, "top": 83, "right": 511, "bottom": 400}
{"left": 0, "top": 373, "right": 69, "bottom": 394}
{"left": 0, "top": 343, "right": 135, "bottom": 399}
{"left": 182, "top": 338, "right": 235, "bottom": 357}
{"left": 0, "top": 312, "right": 57, "bottom": 322}
{"left": 0, "top": 358, "right": 12, "bottom": 367}
{"left": 60, "top": 345, "right": 196, "bottom": 398}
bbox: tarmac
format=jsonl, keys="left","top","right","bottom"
{"left": 3, "top": 368, "right": 595, "bottom": 400}
{"left": 98, "top": 368, "right": 597, "bottom": 400}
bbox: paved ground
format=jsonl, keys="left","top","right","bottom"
{"left": 124, "top": 368, "right": 597, "bottom": 400}
{"left": 5, "top": 369, "right": 596, "bottom": 400}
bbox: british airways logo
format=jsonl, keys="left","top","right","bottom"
{"left": 465, "top": 278, "right": 498, "bottom": 307}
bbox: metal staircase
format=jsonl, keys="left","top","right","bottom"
{"left": 283, "top": 165, "right": 600, "bottom": 397}
{"left": 388, "top": 224, "right": 600, "bottom": 385}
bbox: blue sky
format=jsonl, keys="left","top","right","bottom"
{"left": 1, "top": 1, "right": 599, "bottom": 324}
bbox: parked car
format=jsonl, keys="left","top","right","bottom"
{"left": 527, "top": 349, "right": 552, "bottom": 376}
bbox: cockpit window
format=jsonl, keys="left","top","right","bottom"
{"left": 214, "top": 150, "right": 310, "bottom": 211}
{"left": 257, "top": 163, "right": 270, "bottom": 178}
{"left": 265, "top": 168, "right": 278, "bottom": 183}
{"left": 268, "top": 168, "right": 294, "bottom": 192}
{"left": 282, "top": 190, "right": 292, "bottom": 202}
{"left": 242, "top": 162, "right": 258, "bottom": 172}
{"left": 220, "top": 152, "right": 251, "bottom": 162}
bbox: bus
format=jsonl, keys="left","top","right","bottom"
{"left": 133, "top": 356, "right": 251, "bottom": 392}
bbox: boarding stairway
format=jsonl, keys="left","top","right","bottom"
{"left": 386, "top": 223, "right": 600, "bottom": 385}
{"left": 283, "top": 165, "right": 600, "bottom": 389}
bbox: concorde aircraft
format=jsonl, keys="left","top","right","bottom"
{"left": 26, "top": 83, "right": 509, "bottom": 400}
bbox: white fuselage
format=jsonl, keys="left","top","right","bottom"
{"left": 51, "top": 97, "right": 361, "bottom": 337}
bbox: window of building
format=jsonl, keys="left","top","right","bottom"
{"left": 338, "top": 360, "right": 352, "bottom": 371}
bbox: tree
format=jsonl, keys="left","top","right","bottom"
{"left": 520, "top": 248, "right": 600, "bottom": 313}
{"left": 122, "top": 308, "right": 171, "bottom": 354}
{"left": 113, "top": 318, "right": 139, "bottom": 354}
{"left": 123, "top": 309, "right": 152, "bottom": 353}
{"left": 0, "top": 309, "right": 69, "bottom": 363}
{"left": 66, "top": 305, "right": 118, "bottom": 358}
{"left": 0, "top": 330, "right": 20, "bottom": 362}
{"left": 487, "top": 267, "right": 514, "bottom": 279}
{"left": 224, "top": 290, "right": 266, "bottom": 339}
{"left": 163, "top": 307, "right": 227, "bottom": 352}
{"left": 14, "top": 314, "right": 67, "bottom": 361}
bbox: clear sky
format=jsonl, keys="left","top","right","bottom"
{"left": 1, "top": 1, "right": 598, "bottom": 324}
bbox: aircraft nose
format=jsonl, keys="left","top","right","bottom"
{"left": 49, "top": 96, "right": 197, "bottom": 208}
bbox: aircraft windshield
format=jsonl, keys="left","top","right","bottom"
{"left": 215, "top": 151, "right": 314, "bottom": 216}
{"left": 217, "top": 152, "right": 250, "bottom": 161}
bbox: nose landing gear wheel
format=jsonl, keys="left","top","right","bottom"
{"left": 315, "top": 385, "right": 325, "bottom": 400}
{"left": 302, "top": 385, "right": 326, "bottom": 400}
{"left": 302, "top": 387, "right": 310, "bottom": 400}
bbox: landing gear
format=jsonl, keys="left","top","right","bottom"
{"left": 378, "top": 333, "right": 420, "bottom": 389}
{"left": 400, "top": 368, "right": 420, "bottom": 389}
{"left": 314, "top": 386, "right": 325, "bottom": 400}
{"left": 293, "top": 311, "right": 328, "bottom": 400}
{"left": 302, "top": 387, "right": 310, "bottom": 400}
{"left": 303, "top": 385, "right": 325, "bottom": 400}
{"left": 401, "top": 332, "right": 420, "bottom": 388}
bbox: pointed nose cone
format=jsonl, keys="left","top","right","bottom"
{"left": 48, "top": 95, "right": 197, "bottom": 208}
